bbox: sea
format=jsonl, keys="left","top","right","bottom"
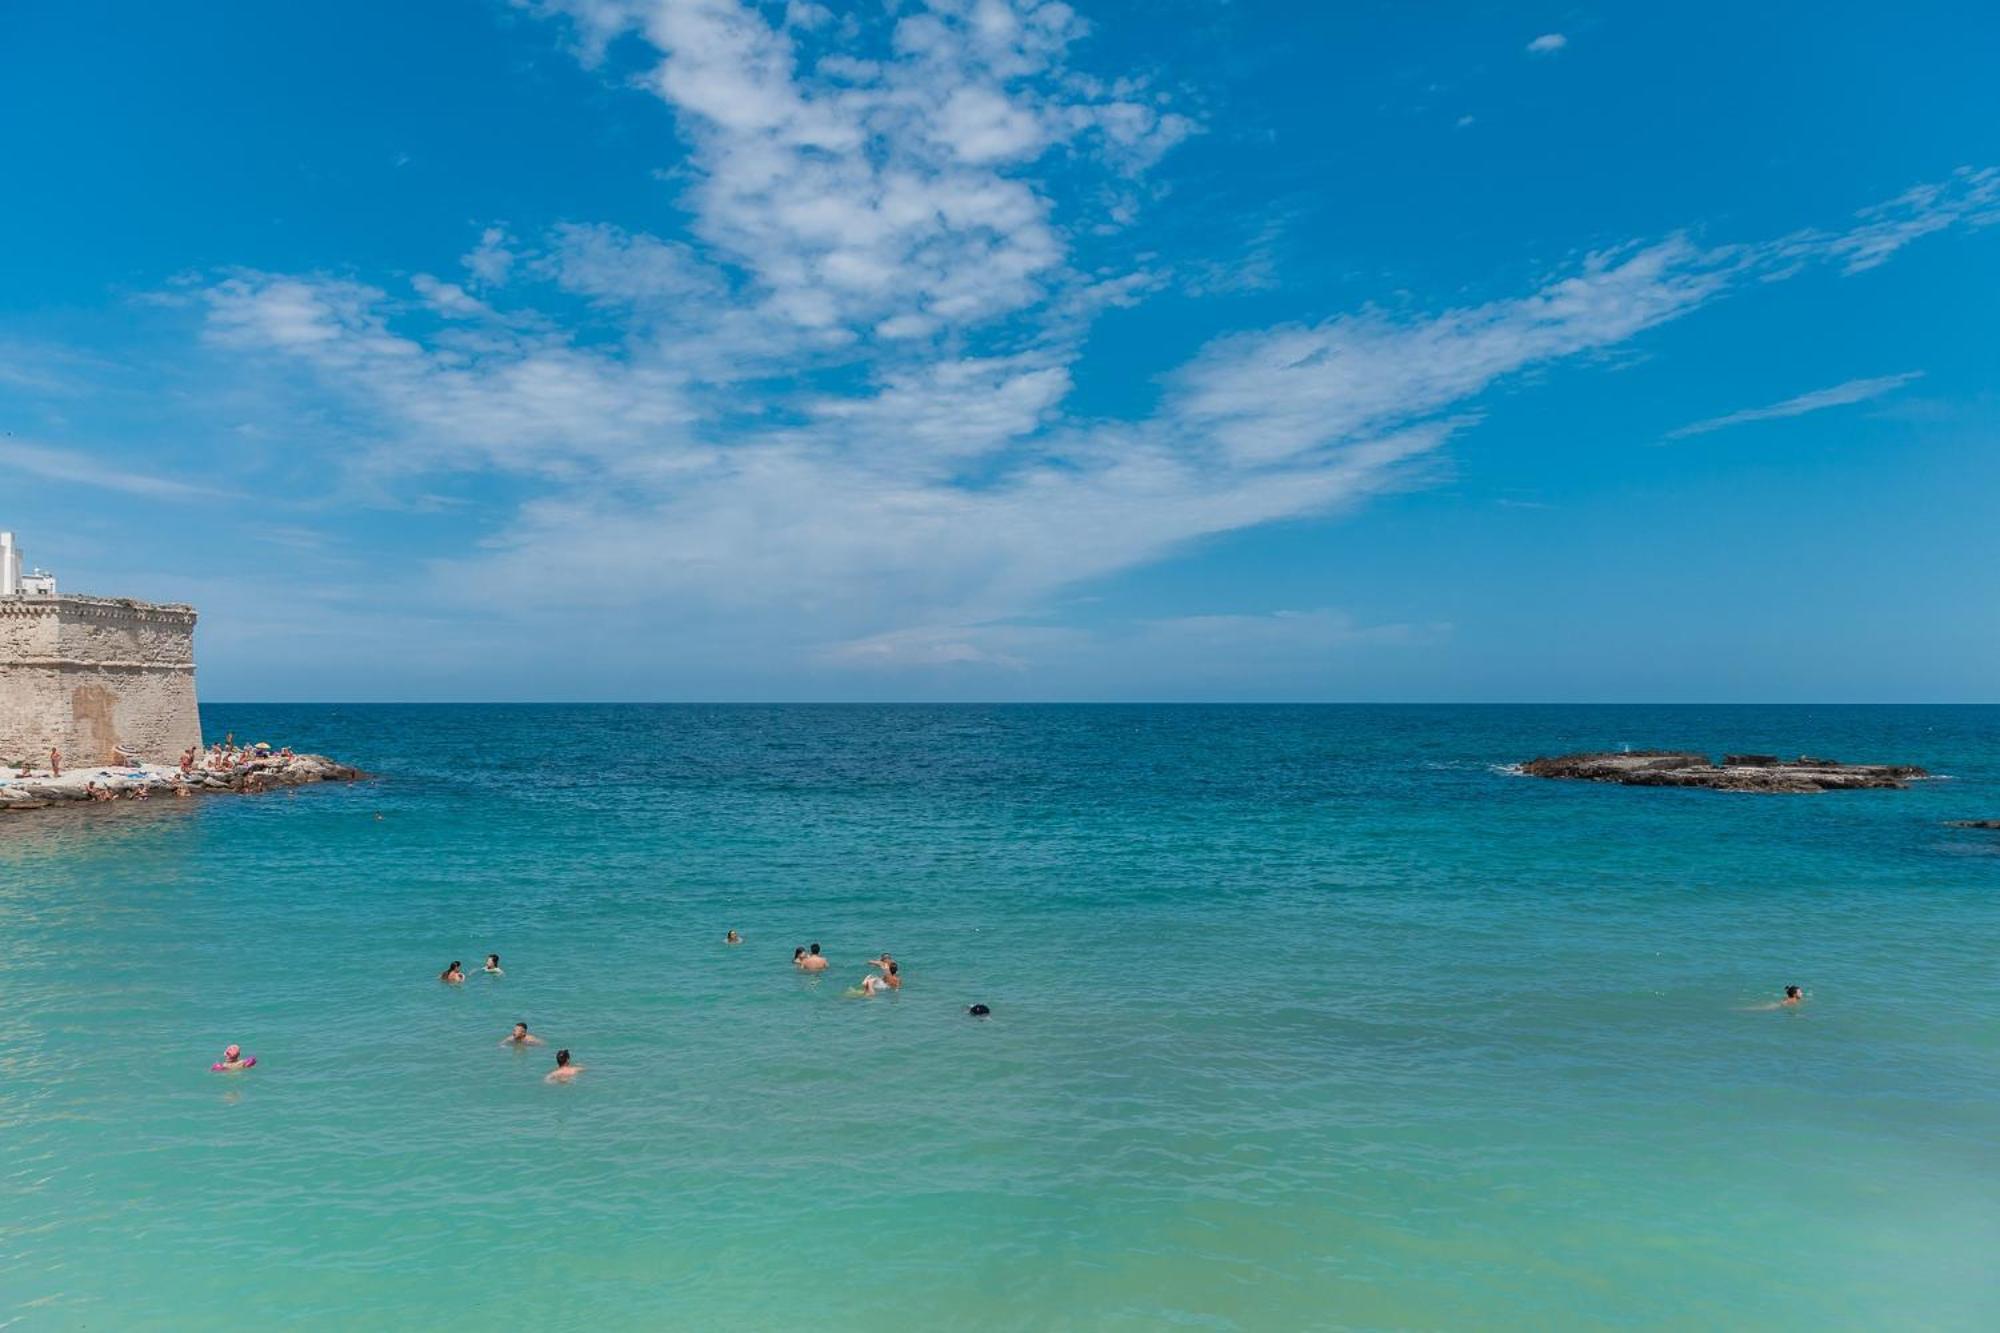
{"left": 2, "top": 704, "right": 1996, "bottom": 1330}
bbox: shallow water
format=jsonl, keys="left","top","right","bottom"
{"left": 3, "top": 705, "right": 1997, "bottom": 1329}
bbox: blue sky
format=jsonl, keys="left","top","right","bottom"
{"left": 3, "top": 1, "right": 1997, "bottom": 701}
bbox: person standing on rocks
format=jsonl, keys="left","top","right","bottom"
{"left": 48, "top": 746, "right": 60, "bottom": 778}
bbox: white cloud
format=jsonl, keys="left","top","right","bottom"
{"left": 531, "top": 0, "right": 1190, "bottom": 335}
{"left": 0, "top": 441, "right": 229, "bottom": 500}
{"left": 193, "top": 160, "right": 1997, "bottom": 671}
{"left": 820, "top": 609, "right": 1445, "bottom": 675}
{"left": 462, "top": 226, "right": 517, "bottom": 285}
{"left": 1819, "top": 166, "right": 2000, "bottom": 273}
{"left": 162, "top": 1, "right": 2000, "bottom": 680}
{"left": 1666, "top": 371, "right": 1924, "bottom": 439}
{"left": 1169, "top": 237, "right": 1733, "bottom": 466}
{"left": 1527, "top": 33, "right": 1567, "bottom": 55}
{"left": 411, "top": 274, "right": 495, "bottom": 320}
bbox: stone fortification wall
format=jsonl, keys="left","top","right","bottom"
{"left": 0, "top": 596, "right": 201, "bottom": 767}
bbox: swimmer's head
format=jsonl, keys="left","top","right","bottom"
{"left": 1785, "top": 985, "right": 1801, "bottom": 999}
{"left": 887, "top": 961, "right": 899, "bottom": 975}
{"left": 794, "top": 947, "right": 806, "bottom": 961}
{"left": 967, "top": 1004, "right": 989, "bottom": 1017}
{"left": 809, "top": 943, "right": 821, "bottom": 955}
{"left": 224, "top": 1043, "right": 241, "bottom": 1059}
{"left": 487, "top": 954, "right": 500, "bottom": 967}
{"left": 449, "top": 961, "right": 461, "bottom": 970}
{"left": 512, "top": 1023, "right": 528, "bottom": 1038}
{"left": 555, "top": 1049, "right": 571, "bottom": 1067}
{"left": 726, "top": 930, "right": 740, "bottom": 942}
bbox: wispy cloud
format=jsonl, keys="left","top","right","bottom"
{"left": 71, "top": 0, "right": 1996, "bottom": 678}
{"left": 1527, "top": 33, "right": 1567, "bottom": 55}
{"left": 1666, "top": 371, "right": 1924, "bottom": 439}
{"left": 0, "top": 441, "right": 229, "bottom": 500}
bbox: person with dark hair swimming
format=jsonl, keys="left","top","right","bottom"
{"left": 858, "top": 960, "right": 900, "bottom": 995}
{"left": 1743, "top": 984, "right": 1806, "bottom": 1011}
{"left": 502, "top": 1022, "right": 543, "bottom": 1046}
{"left": 440, "top": 961, "right": 465, "bottom": 984}
{"left": 792, "top": 946, "right": 808, "bottom": 967}
{"left": 484, "top": 954, "right": 503, "bottom": 975}
{"left": 967, "top": 1004, "right": 991, "bottom": 1017}
{"left": 546, "top": 1048, "right": 584, "bottom": 1083}
{"left": 800, "top": 943, "right": 828, "bottom": 973}
{"left": 725, "top": 930, "right": 742, "bottom": 945}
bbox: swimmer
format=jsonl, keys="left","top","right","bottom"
{"left": 967, "top": 1003, "right": 991, "bottom": 1018}
{"left": 858, "top": 961, "right": 901, "bottom": 995}
{"left": 501, "top": 1022, "right": 543, "bottom": 1046}
{"left": 793, "top": 946, "right": 808, "bottom": 967}
{"left": 800, "top": 943, "right": 829, "bottom": 973}
{"left": 1742, "top": 984, "right": 1806, "bottom": 1011}
{"left": 865, "top": 952, "right": 894, "bottom": 972}
{"left": 440, "top": 960, "right": 465, "bottom": 984}
{"left": 725, "top": 930, "right": 742, "bottom": 945}
{"left": 545, "top": 1048, "right": 584, "bottom": 1083}
{"left": 484, "top": 954, "right": 503, "bottom": 975}
{"left": 212, "top": 1043, "right": 256, "bottom": 1072}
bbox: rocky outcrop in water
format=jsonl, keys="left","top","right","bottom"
{"left": 1945, "top": 819, "right": 2000, "bottom": 829}
{"left": 0, "top": 752, "right": 365, "bottom": 811}
{"left": 1517, "top": 750, "right": 1927, "bottom": 794}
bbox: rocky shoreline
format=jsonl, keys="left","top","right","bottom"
{"left": 0, "top": 752, "right": 366, "bottom": 812}
{"left": 1517, "top": 750, "right": 1928, "bottom": 794}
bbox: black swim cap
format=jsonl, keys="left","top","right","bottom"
{"left": 968, "top": 1003, "right": 990, "bottom": 1016}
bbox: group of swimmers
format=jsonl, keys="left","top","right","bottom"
{"left": 210, "top": 937, "right": 991, "bottom": 1084}
{"left": 787, "top": 941, "right": 901, "bottom": 994}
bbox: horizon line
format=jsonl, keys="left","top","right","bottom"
{"left": 194, "top": 699, "right": 2000, "bottom": 708}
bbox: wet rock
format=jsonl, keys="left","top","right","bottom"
{"left": 1518, "top": 750, "right": 1926, "bottom": 793}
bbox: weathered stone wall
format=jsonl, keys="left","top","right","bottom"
{"left": 0, "top": 596, "right": 201, "bottom": 767}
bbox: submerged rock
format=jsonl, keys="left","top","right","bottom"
{"left": 1517, "top": 750, "right": 1926, "bottom": 794}
{"left": 1945, "top": 819, "right": 2000, "bottom": 829}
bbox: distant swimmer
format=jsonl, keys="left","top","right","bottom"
{"left": 1742, "top": 984, "right": 1806, "bottom": 1011}
{"left": 866, "top": 953, "right": 895, "bottom": 972}
{"left": 545, "top": 1049, "right": 584, "bottom": 1083}
{"left": 484, "top": 954, "right": 503, "bottom": 975}
{"left": 858, "top": 961, "right": 901, "bottom": 995}
{"left": 725, "top": 930, "right": 742, "bottom": 945}
{"left": 967, "top": 1004, "right": 991, "bottom": 1018}
{"left": 502, "top": 1022, "right": 543, "bottom": 1046}
{"left": 793, "top": 946, "right": 808, "bottom": 967}
{"left": 440, "top": 961, "right": 466, "bottom": 984}
{"left": 801, "top": 943, "right": 829, "bottom": 973}
{"left": 211, "top": 1043, "right": 256, "bottom": 1072}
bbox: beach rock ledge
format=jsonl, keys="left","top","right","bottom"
{"left": 0, "top": 752, "right": 366, "bottom": 812}
{"left": 1517, "top": 750, "right": 1927, "bottom": 794}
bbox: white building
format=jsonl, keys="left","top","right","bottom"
{"left": 0, "top": 531, "right": 57, "bottom": 597}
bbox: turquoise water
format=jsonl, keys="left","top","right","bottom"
{"left": 3, "top": 704, "right": 1998, "bottom": 1330}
